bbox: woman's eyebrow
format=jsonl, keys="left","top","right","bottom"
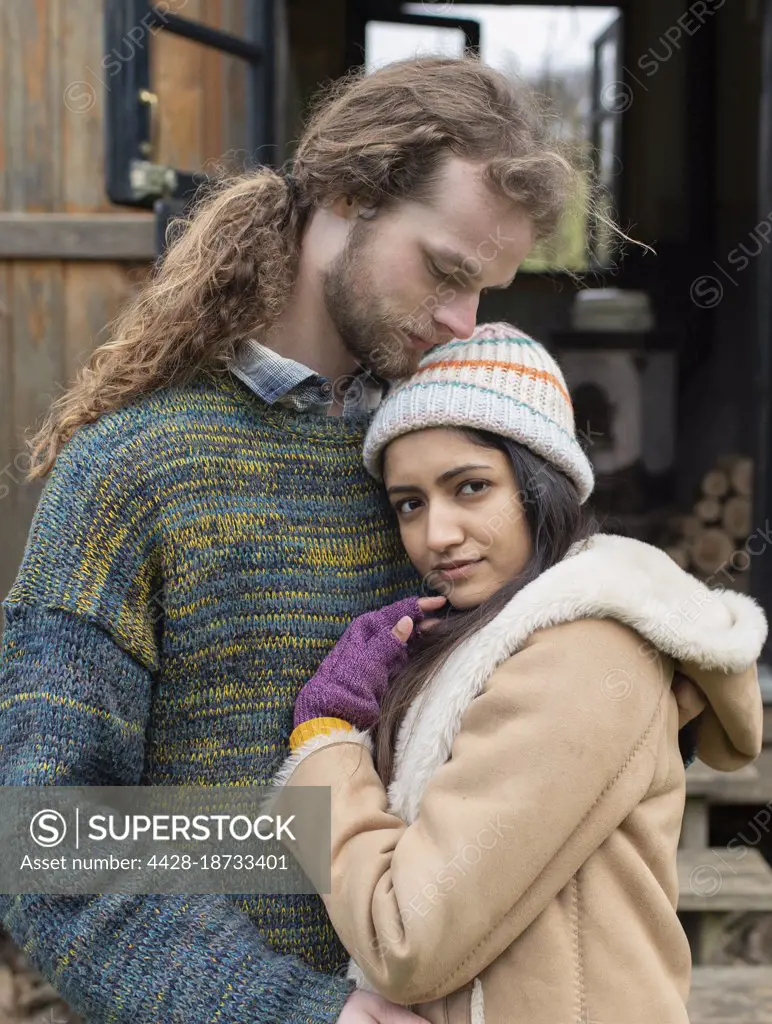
{"left": 386, "top": 464, "right": 493, "bottom": 495}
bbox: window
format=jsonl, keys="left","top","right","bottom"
{"left": 365, "top": 4, "right": 623, "bottom": 272}
{"left": 104, "top": 0, "right": 279, "bottom": 211}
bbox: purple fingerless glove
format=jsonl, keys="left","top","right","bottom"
{"left": 293, "top": 596, "right": 427, "bottom": 732}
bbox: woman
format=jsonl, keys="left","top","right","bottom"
{"left": 275, "top": 322, "right": 766, "bottom": 1023}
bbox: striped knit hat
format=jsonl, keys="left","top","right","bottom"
{"left": 363, "top": 321, "right": 595, "bottom": 503}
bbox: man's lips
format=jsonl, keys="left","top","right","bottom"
{"left": 407, "top": 333, "right": 435, "bottom": 352}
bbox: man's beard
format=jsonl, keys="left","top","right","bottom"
{"left": 322, "top": 228, "right": 425, "bottom": 381}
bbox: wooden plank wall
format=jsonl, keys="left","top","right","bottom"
{"left": 153, "top": 0, "right": 249, "bottom": 174}
{"left": 0, "top": 0, "right": 249, "bottom": 605}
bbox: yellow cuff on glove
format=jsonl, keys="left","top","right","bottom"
{"left": 289, "top": 717, "right": 354, "bottom": 752}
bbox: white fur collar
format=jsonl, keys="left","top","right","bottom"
{"left": 387, "top": 533, "right": 767, "bottom": 823}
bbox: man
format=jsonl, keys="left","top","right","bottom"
{"left": 0, "top": 55, "right": 701, "bottom": 1023}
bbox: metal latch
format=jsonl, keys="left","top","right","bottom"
{"left": 129, "top": 160, "right": 179, "bottom": 200}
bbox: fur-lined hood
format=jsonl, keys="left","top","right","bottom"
{"left": 388, "top": 532, "right": 767, "bottom": 824}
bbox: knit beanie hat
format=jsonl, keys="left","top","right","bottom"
{"left": 362, "top": 321, "right": 595, "bottom": 503}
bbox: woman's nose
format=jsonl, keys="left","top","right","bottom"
{"left": 424, "top": 506, "right": 465, "bottom": 552}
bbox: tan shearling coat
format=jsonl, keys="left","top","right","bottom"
{"left": 276, "top": 534, "right": 766, "bottom": 1024}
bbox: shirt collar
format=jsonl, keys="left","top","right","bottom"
{"left": 230, "top": 338, "right": 385, "bottom": 417}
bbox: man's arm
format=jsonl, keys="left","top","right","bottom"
{"left": 0, "top": 602, "right": 354, "bottom": 1024}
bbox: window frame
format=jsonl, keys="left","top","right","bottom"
{"left": 103, "top": 0, "right": 280, "bottom": 210}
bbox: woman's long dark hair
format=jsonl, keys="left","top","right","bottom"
{"left": 374, "top": 427, "right": 598, "bottom": 787}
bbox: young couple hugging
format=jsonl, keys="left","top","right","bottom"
{"left": 1, "top": 54, "right": 764, "bottom": 1024}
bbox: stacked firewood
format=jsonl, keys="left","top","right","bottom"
{"left": 0, "top": 930, "right": 80, "bottom": 1024}
{"left": 664, "top": 455, "right": 754, "bottom": 591}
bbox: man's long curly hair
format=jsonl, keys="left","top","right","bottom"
{"left": 27, "top": 53, "right": 604, "bottom": 479}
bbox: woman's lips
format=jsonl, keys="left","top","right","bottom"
{"left": 435, "top": 559, "right": 484, "bottom": 580}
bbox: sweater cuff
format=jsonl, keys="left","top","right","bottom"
{"left": 290, "top": 717, "right": 354, "bottom": 751}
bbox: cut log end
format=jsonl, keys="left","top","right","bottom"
{"left": 701, "top": 468, "right": 730, "bottom": 498}
{"left": 717, "top": 454, "right": 754, "bottom": 497}
{"left": 690, "top": 527, "right": 737, "bottom": 576}
{"left": 722, "top": 495, "right": 752, "bottom": 540}
{"left": 694, "top": 497, "right": 723, "bottom": 524}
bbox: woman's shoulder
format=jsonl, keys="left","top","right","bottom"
{"left": 473, "top": 617, "right": 673, "bottom": 770}
{"left": 523, "top": 614, "right": 664, "bottom": 660}
{"left": 509, "top": 615, "right": 672, "bottom": 698}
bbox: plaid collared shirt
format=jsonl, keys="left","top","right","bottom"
{"left": 230, "top": 338, "right": 385, "bottom": 419}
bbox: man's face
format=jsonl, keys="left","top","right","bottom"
{"left": 321, "top": 156, "right": 536, "bottom": 380}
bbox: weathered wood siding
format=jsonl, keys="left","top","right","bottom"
{"left": 0, "top": 0, "right": 251, "bottom": 605}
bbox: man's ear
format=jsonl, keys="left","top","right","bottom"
{"left": 330, "top": 188, "right": 378, "bottom": 220}
{"left": 328, "top": 194, "right": 360, "bottom": 219}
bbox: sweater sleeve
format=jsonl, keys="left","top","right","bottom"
{"left": 0, "top": 426, "right": 352, "bottom": 1024}
{"left": 276, "top": 618, "right": 670, "bottom": 1006}
{"left": 0, "top": 604, "right": 352, "bottom": 1024}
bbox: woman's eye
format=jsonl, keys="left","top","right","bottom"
{"left": 459, "top": 480, "right": 489, "bottom": 496}
{"left": 394, "top": 498, "right": 421, "bottom": 515}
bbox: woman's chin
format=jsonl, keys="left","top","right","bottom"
{"left": 445, "top": 584, "right": 489, "bottom": 610}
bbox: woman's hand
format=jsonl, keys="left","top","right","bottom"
{"left": 293, "top": 595, "right": 447, "bottom": 732}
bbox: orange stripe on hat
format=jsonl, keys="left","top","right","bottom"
{"left": 416, "top": 358, "right": 573, "bottom": 409}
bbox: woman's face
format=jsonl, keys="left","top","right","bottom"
{"left": 382, "top": 427, "right": 532, "bottom": 609}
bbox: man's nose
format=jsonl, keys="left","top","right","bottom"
{"left": 432, "top": 293, "right": 479, "bottom": 341}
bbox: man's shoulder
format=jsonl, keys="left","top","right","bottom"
{"left": 58, "top": 373, "right": 242, "bottom": 472}
{"left": 32, "top": 375, "right": 241, "bottom": 533}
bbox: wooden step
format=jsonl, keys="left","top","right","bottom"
{"left": 687, "top": 759, "right": 770, "bottom": 804}
{"left": 678, "top": 848, "right": 772, "bottom": 912}
{"left": 682, "top": 758, "right": 771, "bottom": 851}
{"left": 688, "top": 966, "right": 772, "bottom": 1022}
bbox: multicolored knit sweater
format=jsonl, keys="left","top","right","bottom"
{"left": 0, "top": 370, "right": 421, "bottom": 1023}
